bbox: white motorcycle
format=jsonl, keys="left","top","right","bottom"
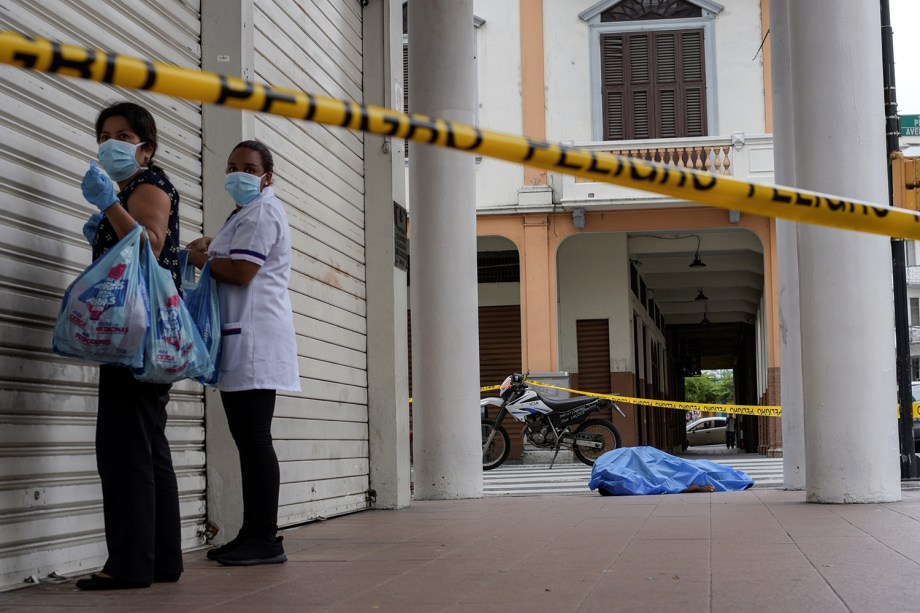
{"left": 481, "top": 373, "right": 624, "bottom": 470}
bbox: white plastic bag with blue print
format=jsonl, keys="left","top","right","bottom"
{"left": 52, "top": 224, "right": 148, "bottom": 368}
{"left": 178, "top": 250, "right": 221, "bottom": 385}
{"left": 132, "top": 238, "right": 213, "bottom": 383}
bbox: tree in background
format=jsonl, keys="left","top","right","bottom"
{"left": 684, "top": 370, "right": 734, "bottom": 405}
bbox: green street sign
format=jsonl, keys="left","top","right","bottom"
{"left": 902, "top": 114, "right": 920, "bottom": 137}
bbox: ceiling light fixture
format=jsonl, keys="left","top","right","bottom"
{"left": 694, "top": 288, "right": 708, "bottom": 301}
{"left": 688, "top": 235, "right": 706, "bottom": 268}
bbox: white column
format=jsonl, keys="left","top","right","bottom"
{"left": 363, "top": 0, "right": 411, "bottom": 509}
{"left": 769, "top": 0, "right": 805, "bottom": 491}
{"left": 789, "top": 0, "right": 900, "bottom": 503}
{"left": 201, "top": 0, "right": 255, "bottom": 542}
{"left": 408, "top": 0, "right": 482, "bottom": 499}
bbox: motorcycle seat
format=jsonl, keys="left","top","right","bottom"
{"left": 536, "top": 392, "right": 610, "bottom": 412}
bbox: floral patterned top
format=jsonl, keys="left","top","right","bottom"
{"left": 92, "top": 168, "right": 181, "bottom": 291}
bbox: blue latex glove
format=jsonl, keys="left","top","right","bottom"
{"left": 81, "top": 161, "right": 119, "bottom": 212}
{"left": 82, "top": 212, "right": 104, "bottom": 244}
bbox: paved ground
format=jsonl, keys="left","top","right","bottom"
{"left": 4, "top": 485, "right": 920, "bottom": 612}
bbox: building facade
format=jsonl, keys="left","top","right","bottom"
{"left": 405, "top": 0, "right": 782, "bottom": 458}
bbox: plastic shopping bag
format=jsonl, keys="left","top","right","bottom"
{"left": 178, "top": 250, "right": 221, "bottom": 385}
{"left": 52, "top": 225, "right": 148, "bottom": 369}
{"left": 133, "top": 239, "right": 213, "bottom": 383}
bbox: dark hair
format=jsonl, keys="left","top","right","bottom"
{"left": 231, "top": 140, "right": 274, "bottom": 174}
{"left": 95, "top": 102, "right": 165, "bottom": 175}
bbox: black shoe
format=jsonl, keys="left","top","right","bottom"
{"left": 75, "top": 574, "right": 150, "bottom": 591}
{"left": 217, "top": 535, "right": 286, "bottom": 566}
{"left": 206, "top": 530, "right": 250, "bottom": 561}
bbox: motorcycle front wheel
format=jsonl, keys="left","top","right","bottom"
{"left": 482, "top": 420, "right": 510, "bottom": 471}
{"left": 573, "top": 418, "right": 622, "bottom": 466}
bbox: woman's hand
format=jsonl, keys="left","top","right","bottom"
{"left": 81, "top": 162, "right": 119, "bottom": 212}
{"left": 186, "top": 236, "right": 212, "bottom": 253}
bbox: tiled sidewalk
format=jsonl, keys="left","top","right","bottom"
{"left": 3, "top": 488, "right": 920, "bottom": 612}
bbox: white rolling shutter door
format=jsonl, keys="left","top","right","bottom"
{"left": 253, "top": 1, "right": 370, "bottom": 525}
{"left": 0, "top": 1, "right": 205, "bottom": 590}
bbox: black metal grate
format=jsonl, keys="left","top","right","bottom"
{"left": 478, "top": 250, "right": 520, "bottom": 284}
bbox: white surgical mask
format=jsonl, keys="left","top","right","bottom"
{"left": 98, "top": 139, "right": 146, "bottom": 181}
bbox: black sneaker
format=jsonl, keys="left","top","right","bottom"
{"left": 206, "top": 530, "right": 250, "bottom": 561}
{"left": 217, "top": 535, "right": 286, "bottom": 566}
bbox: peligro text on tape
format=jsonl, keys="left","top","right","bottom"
{"left": 3, "top": 31, "right": 920, "bottom": 240}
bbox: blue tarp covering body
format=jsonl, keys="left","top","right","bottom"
{"left": 588, "top": 446, "right": 754, "bottom": 495}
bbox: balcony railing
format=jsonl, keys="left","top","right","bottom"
{"left": 557, "top": 133, "right": 775, "bottom": 206}
{"left": 911, "top": 326, "right": 920, "bottom": 344}
{"left": 907, "top": 266, "right": 920, "bottom": 285}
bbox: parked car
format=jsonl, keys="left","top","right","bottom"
{"left": 685, "top": 416, "right": 727, "bottom": 448}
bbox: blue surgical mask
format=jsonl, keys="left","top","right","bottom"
{"left": 98, "top": 139, "right": 146, "bottom": 181}
{"left": 224, "top": 172, "right": 265, "bottom": 206}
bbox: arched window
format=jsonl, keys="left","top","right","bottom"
{"left": 601, "top": 0, "right": 702, "bottom": 22}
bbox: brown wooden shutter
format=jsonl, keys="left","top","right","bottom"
{"left": 479, "top": 305, "right": 524, "bottom": 459}
{"left": 655, "top": 32, "right": 678, "bottom": 138}
{"left": 576, "top": 319, "right": 612, "bottom": 393}
{"left": 601, "top": 29, "right": 706, "bottom": 140}
{"left": 628, "top": 34, "right": 651, "bottom": 139}
{"left": 577, "top": 319, "right": 613, "bottom": 423}
{"left": 407, "top": 309, "right": 413, "bottom": 397}
{"left": 679, "top": 30, "right": 706, "bottom": 136}
{"left": 403, "top": 42, "right": 409, "bottom": 157}
{"left": 479, "top": 305, "right": 522, "bottom": 391}
{"left": 601, "top": 34, "right": 625, "bottom": 140}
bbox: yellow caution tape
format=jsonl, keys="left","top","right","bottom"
{"left": 414, "top": 380, "right": 920, "bottom": 420}
{"left": 3, "top": 31, "right": 920, "bottom": 239}
{"left": 902, "top": 401, "right": 920, "bottom": 419}
{"left": 526, "top": 380, "right": 781, "bottom": 418}
{"left": 528, "top": 380, "right": 920, "bottom": 420}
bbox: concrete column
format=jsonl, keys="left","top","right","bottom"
{"left": 520, "top": 0, "right": 547, "bottom": 187}
{"left": 521, "top": 214, "right": 557, "bottom": 372}
{"left": 408, "top": 0, "right": 482, "bottom": 499}
{"left": 769, "top": 0, "right": 805, "bottom": 490}
{"left": 789, "top": 0, "right": 900, "bottom": 503}
{"left": 201, "top": 0, "right": 255, "bottom": 542}
{"left": 364, "top": 0, "right": 410, "bottom": 509}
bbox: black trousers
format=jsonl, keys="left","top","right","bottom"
{"left": 96, "top": 365, "right": 183, "bottom": 584}
{"left": 726, "top": 431, "right": 736, "bottom": 448}
{"left": 221, "top": 389, "right": 280, "bottom": 540}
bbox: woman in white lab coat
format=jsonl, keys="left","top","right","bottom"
{"left": 185, "top": 140, "right": 300, "bottom": 566}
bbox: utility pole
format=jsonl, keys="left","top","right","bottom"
{"left": 881, "top": 0, "right": 918, "bottom": 479}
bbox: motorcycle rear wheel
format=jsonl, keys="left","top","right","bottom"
{"left": 573, "top": 418, "right": 622, "bottom": 466}
{"left": 482, "top": 420, "right": 511, "bottom": 471}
